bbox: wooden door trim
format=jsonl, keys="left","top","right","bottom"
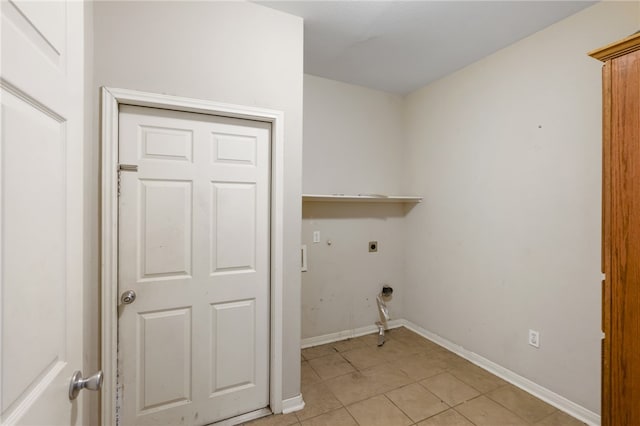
{"left": 601, "top": 61, "right": 612, "bottom": 426}
{"left": 100, "top": 87, "right": 286, "bottom": 425}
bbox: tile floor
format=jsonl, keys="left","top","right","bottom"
{"left": 245, "top": 327, "right": 586, "bottom": 426}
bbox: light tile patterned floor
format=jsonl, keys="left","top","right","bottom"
{"left": 244, "top": 327, "right": 586, "bottom": 426}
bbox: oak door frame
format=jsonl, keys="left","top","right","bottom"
{"left": 100, "top": 87, "right": 285, "bottom": 425}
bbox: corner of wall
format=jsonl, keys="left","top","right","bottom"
{"left": 301, "top": 77, "right": 409, "bottom": 340}
{"left": 402, "top": 1, "right": 638, "bottom": 415}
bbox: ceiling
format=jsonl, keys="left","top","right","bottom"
{"left": 259, "top": 1, "right": 596, "bottom": 94}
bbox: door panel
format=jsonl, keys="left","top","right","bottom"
{"left": 212, "top": 182, "right": 256, "bottom": 272}
{"left": 213, "top": 133, "right": 257, "bottom": 165}
{"left": 1, "top": 89, "right": 67, "bottom": 419}
{"left": 138, "top": 308, "right": 192, "bottom": 413}
{"left": 141, "top": 126, "right": 193, "bottom": 162}
{"left": 140, "top": 180, "right": 193, "bottom": 279}
{"left": 1, "top": 1, "right": 84, "bottom": 424}
{"left": 118, "top": 106, "right": 270, "bottom": 425}
{"left": 10, "top": 1, "right": 66, "bottom": 52}
{"left": 211, "top": 300, "right": 257, "bottom": 393}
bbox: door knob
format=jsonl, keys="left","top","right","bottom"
{"left": 120, "top": 290, "right": 136, "bottom": 305}
{"left": 69, "top": 370, "right": 103, "bottom": 400}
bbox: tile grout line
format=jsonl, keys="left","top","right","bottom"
{"left": 377, "top": 392, "right": 413, "bottom": 425}
{"left": 450, "top": 401, "right": 480, "bottom": 426}
{"left": 342, "top": 404, "right": 361, "bottom": 426}
{"left": 482, "top": 384, "right": 561, "bottom": 425}
{"left": 291, "top": 328, "right": 585, "bottom": 426}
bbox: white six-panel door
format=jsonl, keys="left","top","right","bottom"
{"left": 1, "top": 1, "right": 85, "bottom": 425}
{"left": 117, "top": 106, "right": 270, "bottom": 425}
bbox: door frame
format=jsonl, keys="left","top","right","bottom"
{"left": 100, "top": 87, "right": 285, "bottom": 425}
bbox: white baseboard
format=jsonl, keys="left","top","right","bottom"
{"left": 400, "top": 319, "right": 600, "bottom": 426}
{"left": 282, "top": 394, "right": 305, "bottom": 414}
{"left": 301, "top": 319, "right": 404, "bottom": 349}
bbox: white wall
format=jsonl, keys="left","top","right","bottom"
{"left": 304, "top": 75, "right": 405, "bottom": 195}
{"left": 92, "top": 1, "right": 303, "bottom": 400}
{"left": 403, "top": 1, "right": 639, "bottom": 414}
{"left": 302, "top": 203, "right": 408, "bottom": 339}
{"left": 302, "top": 75, "right": 408, "bottom": 338}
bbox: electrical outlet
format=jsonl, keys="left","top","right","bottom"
{"left": 528, "top": 329, "right": 540, "bottom": 348}
{"left": 369, "top": 241, "right": 378, "bottom": 252}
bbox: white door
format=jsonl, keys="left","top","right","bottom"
{"left": 1, "top": 1, "right": 86, "bottom": 425}
{"left": 117, "top": 106, "right": 270, "bottom": 425}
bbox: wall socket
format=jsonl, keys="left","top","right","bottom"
{"left": 369, "top": 241, "right": 378, "bottom": 252}
{"left": 528, "top": 329, "right": 540, "bottom": 348}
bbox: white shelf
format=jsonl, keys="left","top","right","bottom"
{"left": 302, "top": 194, "right": 423, "bottom": 203}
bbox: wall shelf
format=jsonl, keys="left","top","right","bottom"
{"left": 302, "top": 194, "right": 423, "bottom": 203}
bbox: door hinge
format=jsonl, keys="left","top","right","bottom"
{"left": 118, "top": 164, "right": 138, "bottom": 172}
{"left": 117, "top": 164, "right": 138, "bottom": 197}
